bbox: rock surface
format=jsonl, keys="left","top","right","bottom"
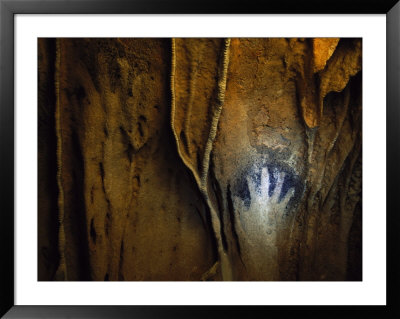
{"left": 38, "top": 38, "right": 362, "bottom": 281}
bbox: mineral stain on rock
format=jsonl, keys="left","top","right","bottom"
{"left": 38, "top": 37, "right": 362, "bottom": 281}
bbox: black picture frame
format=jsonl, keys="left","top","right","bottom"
{"left": 1, "top": 0, "right": 399, "bottom": 318}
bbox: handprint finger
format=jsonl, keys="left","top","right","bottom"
{"left": 281, "top": 187, "right": 295, "bottom": 208}
{"left": 272, "top": 171, "right": 285, "bottom": 201}
{"left": 260, "top": 166, "right": 270, "bottom": 198}
{"left": 246, "top": 175, "right": 257, "bottom": 196}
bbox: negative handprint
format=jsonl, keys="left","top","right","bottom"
{"left": 234, "top": 165, "right": 295, "bottom": 241}
{"left": 232, "top": 164, "right": 298, "bottom": 279}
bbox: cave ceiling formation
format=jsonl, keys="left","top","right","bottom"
{"left": 38, "top": 38, "right": 362, "bottom": 281}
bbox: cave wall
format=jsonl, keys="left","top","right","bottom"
{"left": 38, "top": 38, "right": 362, "bottom": 281}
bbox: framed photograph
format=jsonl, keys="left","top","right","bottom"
{"left": 1, "top": 0, "right": 399, "bottom": 318}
